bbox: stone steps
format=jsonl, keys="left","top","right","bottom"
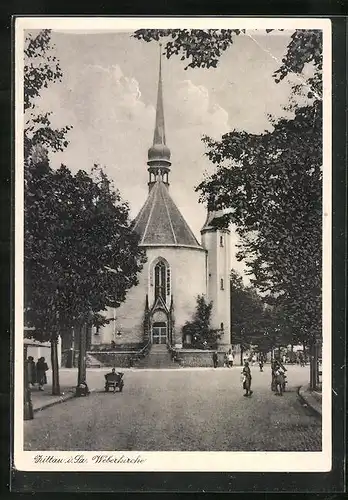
{"left": 135, "top": 345, "right": 178, "bottom": 369}
{"left": 86, "top": 353, "right": 104, "bottom": 368}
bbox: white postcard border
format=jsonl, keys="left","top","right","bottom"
{"left": 14, "top": 16, "right": 332, "bottom": 473}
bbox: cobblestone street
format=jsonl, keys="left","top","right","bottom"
{"left": 24, "top": 364, "right": 321, "bottom": 451}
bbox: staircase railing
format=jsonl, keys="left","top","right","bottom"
{"left": 133, "top": 338, "right": 152, "bottom": 363}
{"left": 167, "top": 343, "right": 181, "bottom": 365}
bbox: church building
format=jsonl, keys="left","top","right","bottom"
{"left": 92, "top": 52, "right": 231, "bottom": 351}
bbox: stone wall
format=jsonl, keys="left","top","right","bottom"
{"left": 175, "top": 349, "right": 227, "bottom": 368}
{"left": 88, "top": 351, "right": 134, "bottom": 368}
{"left": 61, "top": 349, "right": 135, "bottom": 368}
{"left": 89, "top": 343, "right": 143, "bottom": 351}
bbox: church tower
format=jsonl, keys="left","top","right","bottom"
{"left": 201, "top": 211, "right": 231, "bottom": 348}
{"left": 93, "top": 46, "right": 207, "bottom": 349}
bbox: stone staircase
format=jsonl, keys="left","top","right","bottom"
{"left": 135, "top": 344, "right": 179, "bottom": 369}
{"left": 86, "top": 353, "right": 104, "bottom": 368}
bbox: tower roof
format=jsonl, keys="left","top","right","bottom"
{"left": 148, "top": 46, "right": 171, "bottom": 165}
{"left": 201, "top": 209, "right": 231, "bottom": 233}
{"left": 133, "top": 180, "right": 202, "bottom": 248}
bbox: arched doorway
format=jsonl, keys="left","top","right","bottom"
{"left": 151, "top": 310, "right": 168, "bottom": 344}
{"left": 152, "top": 321, "right": 167, "bottom": 344}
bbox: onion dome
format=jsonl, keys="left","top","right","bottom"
{"left": 148, "top": 143, "right": 171, "bottom": 162}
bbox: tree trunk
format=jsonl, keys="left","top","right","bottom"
{"left": 51, "top": 336, "right": 60, "bottom": 395}
{"left": 77, "top": 323, "right": 87, "bottom": 388}
{"left": 313, "top": 342, "right": 318, "bottom": 389}
{"left": 240, "top": 345, "right": 244, "bottom": 366}
{"left": 309, "top": 341, "right": 318, "bottom": 391}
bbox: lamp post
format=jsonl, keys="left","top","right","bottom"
{"left": 66, "top": 327, "right": 75, "bottom": 368}
{"left": 240, "top": 328, "right": 244, "bottom": 366}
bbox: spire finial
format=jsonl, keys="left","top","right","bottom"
{"left": 152, "top": 43, "right": 166, "bottom": 146}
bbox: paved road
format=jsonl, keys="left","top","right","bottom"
{"left": 24, "top": 365, "right": 321, "bottom": 451}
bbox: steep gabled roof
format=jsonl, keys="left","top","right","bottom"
{"left": 133, "top": 180, "right": 202, "bottom": 248}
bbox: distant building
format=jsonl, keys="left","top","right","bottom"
{"left": 93, "top": 51, "right": 231, "bottom": 350}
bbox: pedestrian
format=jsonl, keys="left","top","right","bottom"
{"left": 259, "top": 354, "right": 264, "bottom": 372}
{"left": 36, "top": 356, "right": 49, "bottom": 391}
{"left": 271, "top": 360, "right": 277, "bottom": 391}
{"left": 27, "top": 356, "right": 36, "bottom": 386}
{"left": 223, "top": 352, "right": 228, "bottom": 367}
{"left": 272, "top": 359, "right": 287, "bottom": 396}
{"left": 242, "top": 360, "right": 253, "bottom": 397}
{"left": 212, "top": 351, "right": 218, "bottom": 368}
{"left": 227, "top": 350, "right": 234, "bottom": 368}
{"left": 252, "top": 353, "right": 257, "bottom": 366}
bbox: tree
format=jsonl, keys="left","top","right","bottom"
{"left": 230, "top": 270, "right": 263, "bottom": 360}
{"left": 134, "top": 29, "right": 321, "bottom": 85}
{"left": 25, "top": 160, "right": 147, "bottom": 393}
{"left": 134, "top": 29, "right": 245, "bottom": 70}
{"left": 182, "top": 295, "right": 221, "bottom": 349}
{"left": 24, "top": 29, "right": 72, "bottom": 176}
{"left": 135, "top": 29, "right": 323, "bottom": 357}
{"left": 23, "top": 30, "right": 147, "bottom": 394}
{"left": 231, "top": 270, "right": 296, "bottom": 365}
{"left": 24, "top": 29, "right": 73, "bottom": 394}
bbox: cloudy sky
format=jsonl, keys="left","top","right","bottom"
{"left": 26, "top": 29, "right": 297, "bottom": 277}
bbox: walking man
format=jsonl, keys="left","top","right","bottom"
{"left": 259, "top": 354, "right": 264, "bottom": 372}
{"left": 212, "top": 351, "right": 218, "bottom": 368}
{"left": 242, "top": 360, "right": 253, "bottom": 397}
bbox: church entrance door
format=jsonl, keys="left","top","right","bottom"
{"left": 152, "top": 322, "right": 167, "bottom": 344}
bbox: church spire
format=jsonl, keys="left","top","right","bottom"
{"left": 153, "top": 44, "right": 166, "bottom": 146}
{"left": 147, "top": 44, "right": 171, "bottom": 190}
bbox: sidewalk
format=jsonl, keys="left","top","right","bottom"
{"left": 31, "top": 385, "right": 76, "bottom": 412}
{"left": 298, "top": 384, "right": 322, "bottom": 417}
{"left": 30, "top": 369, "right": 79, "bottom": 412}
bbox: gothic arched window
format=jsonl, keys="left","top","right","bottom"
{"left": 154, "top": 261, "right": 166, "bottom": 300}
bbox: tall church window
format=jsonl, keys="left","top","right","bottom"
{"left": 155, "top": 261, "right": 166, "bottom": 300}
{"left": 166, "top": 268, "right": 171, "bottom": 296}
{"left": 220, "top": 278, "right": 224, "bottom": 290}
{"left": 220, "top": 235, "right": 224, "bottom": 247}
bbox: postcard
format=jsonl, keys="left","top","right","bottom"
{"left": 14, "top": 16, "right": 331, "bottom": 474}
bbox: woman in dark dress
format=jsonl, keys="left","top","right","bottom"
{"left": 36, "top": 357, "right": 49, "bottom": 390}
{"left": 27, "top": 356, "right": 37, "bottom": 386}
{"left": 212, "top": 351, "right": 218, "bottom": 368}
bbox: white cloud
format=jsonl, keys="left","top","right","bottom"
{"left": 168, "top": 79, "right": 229, "bottom": 138}
{"left": 43, "top": 63, "right": 155, "bottom": 195}
{"left": 40, "top": 65, "right": 230, "bottom": 239}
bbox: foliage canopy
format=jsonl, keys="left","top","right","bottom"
{"left": 136, "top": 28, "right": 323, "bottom": 346}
